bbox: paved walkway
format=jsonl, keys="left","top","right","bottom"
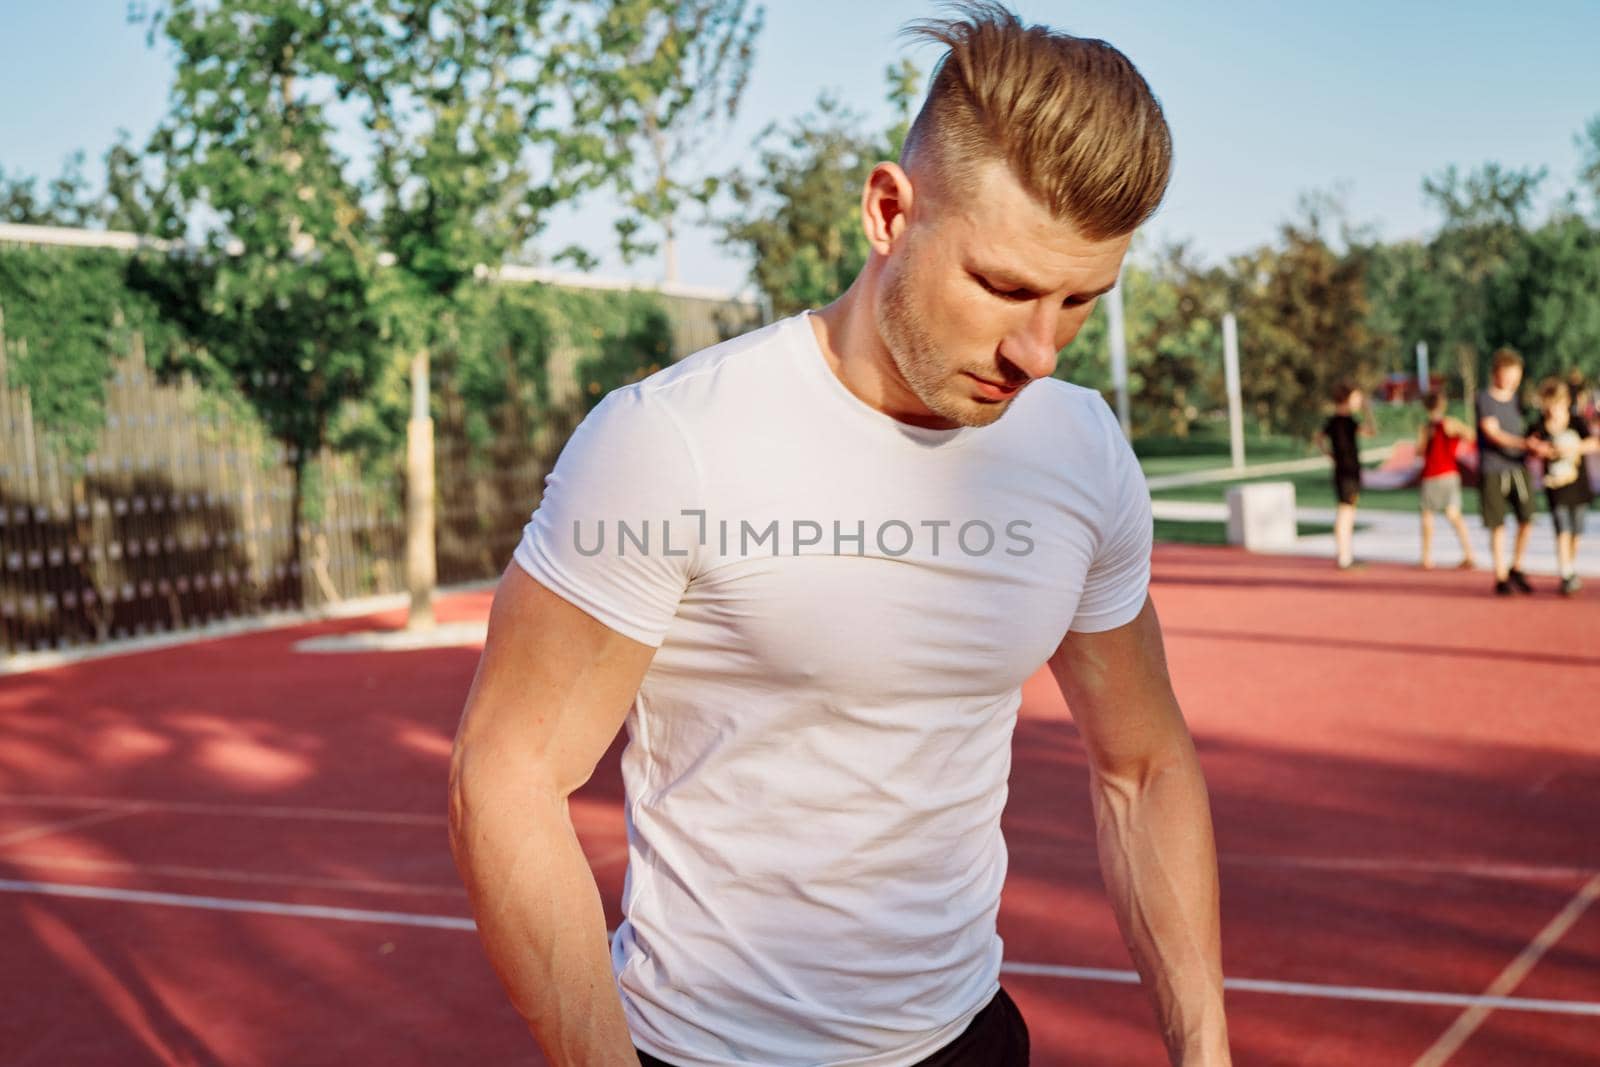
{"left": 1144, "top": 446, "right": 1600, "bottom": 580}
{"left": 1151, "top": 498, "right": 1600, "bottom": 580}
{"left": 1143, "top": 444, "right": 1397, "bottom": 491}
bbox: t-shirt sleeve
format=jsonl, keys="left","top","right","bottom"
{"left": 1070, "top": 411, "right": 1153, "bottom": 634}
{"left": 511, "top": 386, "right": 701, "bottom": 648}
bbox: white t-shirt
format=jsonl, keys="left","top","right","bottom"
{"left": 513, "top": 312, "right": 1152, "bottom": 1067}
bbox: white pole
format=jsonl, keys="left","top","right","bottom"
{"left": 1105, "top": 279, "right": 1131, "bottom": 438}
{"left": 1223, "top": 312, "right": 1244, "bottom": 470}
{"left": 1416, "top": 341, "right": 1430, "bottom": 394}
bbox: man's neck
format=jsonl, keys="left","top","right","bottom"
{"left": 810, "top": 276, "right": 950, "bottom": 430}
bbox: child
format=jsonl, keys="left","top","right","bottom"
{"left": 1416, "top": 391, "right": 1477, "bottom": 570}
{"left": 1530, "top": 378, "right": 1598, "bottom": 596}
{"left": 1313, "top": 381, "right": 1377, "bottom": 570}
{"left": 1476, "top": 349, "right": 1542, "bottom": 596}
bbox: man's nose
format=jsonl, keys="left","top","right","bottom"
{"left": 1001, "top": 304, "right": 1060, "bottom": 381}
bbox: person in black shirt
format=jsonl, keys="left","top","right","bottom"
{"left": 1313, "top": 381, "right": 1377, "bottom": 569}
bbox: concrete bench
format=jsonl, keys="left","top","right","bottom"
{"left": 1225, "top": 481, "right": 1297, "bottom": 551}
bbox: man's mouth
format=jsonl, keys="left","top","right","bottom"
{"left": 966, "top": 372, "right": 1021, "bottom": 399}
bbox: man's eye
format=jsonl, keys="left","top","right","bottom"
{"left": 1063, "top": 295, "right": 1091, "bottom": 308}
{"left": 976, "top": 275, "right": 1030, "bottom": 301}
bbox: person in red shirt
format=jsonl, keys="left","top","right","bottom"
{"left": 1417, "top": 391, "right": 1478, "bottom": 570}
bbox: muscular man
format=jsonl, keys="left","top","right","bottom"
{"left": 450, "top": 5, "right": 1231, "bottom": 1064}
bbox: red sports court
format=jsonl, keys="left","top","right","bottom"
{"left": 1, "top": 544, "right": 1596, "bottom": 1065}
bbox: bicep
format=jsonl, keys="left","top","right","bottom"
{"left": 1049, "top": 597, "right": 1191, "bottom": 776}
{"left": 452, "top": 561, "right": 657, "bottom": 801}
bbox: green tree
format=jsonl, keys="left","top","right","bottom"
{"left": 1228, "top": 198, "right": 1380, "bottom": 438}
{"left": 1578, "top": 114, "right": 1600, "bottom": 208}
{"left": 1, "top": 153, "right": 102, "bottom": 226}
{"left": 323, "top": 0, "right": 678, "bottom": 626}
{"left": 1420, "top": 162, "right": 1544, "bottom": 385}
{"left": 1055, "top": 243, "right": 1226, "bottom": 437}
{"left": 720, "top": 63, "right": 919, "bottom": 316}
{"left": 557, "top": 0, "right": 764, "bottom": 281}
{"left": 102, "top": 129, "right": 187, "bottom": 240}
{"left": 1520, "top": 212, "right": 1600, "bottom": 384}
{"left": 1129, "top": 246, "right": 1229, "bottom": 437}
{"left": 140, "top": 0, "right": 389, "bottom": 609}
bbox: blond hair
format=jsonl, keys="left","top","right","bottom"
{"left": 901, "top": 2, "right": 1172, "bottom": 239}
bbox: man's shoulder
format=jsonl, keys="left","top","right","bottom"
{"left": 1025, "top": 376, "right": 1120, "bottom": 423}
{"left": 1011, "top": 378, "right": 1143, "bottom": 488}
{"left": 1018, "top": 377, "right": 1129, "bottom": 450}
{"left": 595, "top": 316, "right": 799, "bottom": 428}
{"left": 634, "top": 316, "right": 793, "bottom": 392}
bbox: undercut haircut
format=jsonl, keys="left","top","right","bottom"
{"left": 900, "top": 1, "right": 1173, "bottom": 239}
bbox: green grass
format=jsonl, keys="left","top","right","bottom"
{"left": 1152, "top": 518, "right": 1340, "bottom": 546}
{"left": 1149, "top": 468, "right": 1445, "bottom": 513}
{"left": 1133, "top": 402, "right": 1437, "bottom": 479}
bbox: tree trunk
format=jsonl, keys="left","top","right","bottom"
{"left": 284, "top": 452, "right": 305, "bottom": 612}
{"left": 406, "top": 348, "right": 437, "bottom": 630}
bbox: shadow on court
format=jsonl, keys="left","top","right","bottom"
{"left": 0, "top": 545, "right": 1596, "bottom": 1065}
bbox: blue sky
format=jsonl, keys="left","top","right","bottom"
{"left": 3, "top": 1, "right": 1597, "bottom": 295}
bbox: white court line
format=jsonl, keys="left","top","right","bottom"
{"left": 1410, "top": 872, "right": 1600, "bottom": 1066}
{"left": 0, "top": 878, "right": 476, "bottom": 930}
{"left": 4, "top": 849, "right": 626, "bottom": 895}
{"left": 3, "top": 855, "right": 468, "bottom": 898}
{"left": 1003, "top": 962, "right": 1600, "bottom": 1017}
{"left": 1218, "top": 854, "right": 1597, "bottom": 884}
{"left": 2, "top": 878, "right": 1599, "bottom": 1019}
{"left": 0, "top": 795, "right": 445, "bottom": 827}
{"left": 0, "top": 808, "right": 141, "bottom": 847}
{"left": 1019, "top": 849, "right": 1597, "bottom": 885}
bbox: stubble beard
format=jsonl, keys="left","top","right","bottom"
{"left": 876, "top": 261, "right": 1010, "bottom": 429}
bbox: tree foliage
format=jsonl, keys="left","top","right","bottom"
{"left": 135, "top": 0, "right": 389, "bottom": 539}
{"left": 718, "top": 62, "right": 918, "bottom": 317}
{"left": 557, "top": 0, "right": 764, "bottom": 280}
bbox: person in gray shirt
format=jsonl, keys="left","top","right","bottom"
{"left": 1475, "top": 348, "right": 1554, "bottom": 595}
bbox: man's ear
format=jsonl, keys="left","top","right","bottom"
{"left": 861, "top": 162, "right": 916, "bottom": 256}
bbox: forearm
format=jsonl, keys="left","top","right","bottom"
{"left": 1091, "top": 744, "right": 1230, "bottom": 1065}
{"left": 1486, "top": 427, "right": 1527, "bottom": 452}
{"left": 450, "top": 775, "right": 636, "bottom": 1066}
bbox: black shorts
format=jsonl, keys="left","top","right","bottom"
{"left": 1334, "top": 471, "right": 1361, "bottom": 506}
{"left": 1481, "top": 468, "right": 1534, "bottom": 528}
{"left": 637, "top": 987, "right": 1030, "bottom": 1067}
